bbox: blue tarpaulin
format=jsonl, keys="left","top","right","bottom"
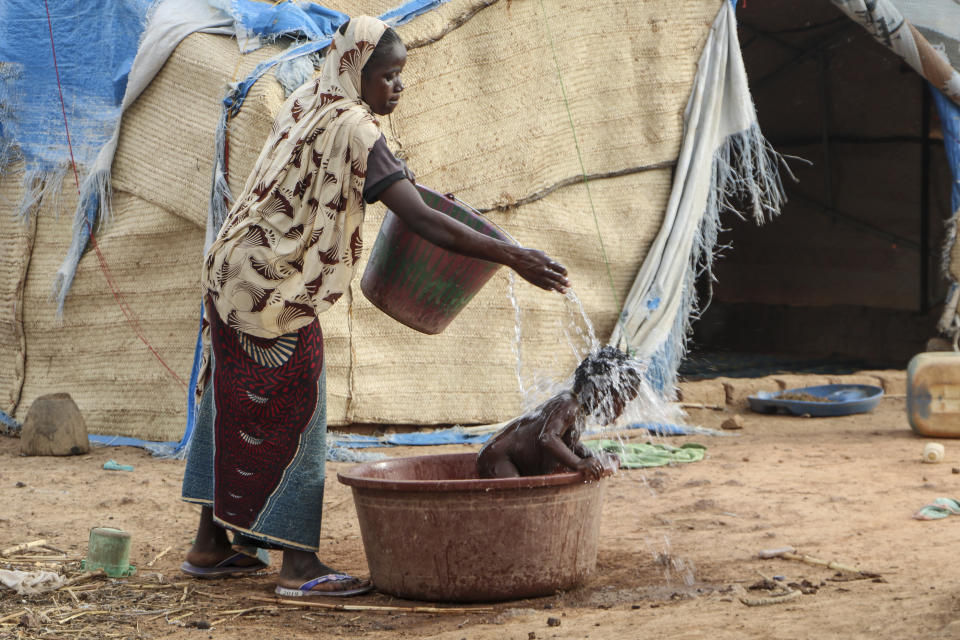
{"left": 215, "top": 0, "right": 347, "bottom": 51}
{"left": 931, "top": 87, "right": 960, "bottom": 215}
{"left": 0, "top": 0, "right": 152, "bottom": 181}
{"left": 327, "top": 422, "right": 719, "bottom": 450}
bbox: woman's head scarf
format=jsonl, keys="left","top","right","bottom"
{"left": 202, "top": 16, "right": 392, "bottom": 342}
{"left": 322, "top": 16, "right": 389, "bottom": 103}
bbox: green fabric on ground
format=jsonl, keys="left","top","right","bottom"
{"left": 585, "top": 440, "right": 706, "bottom": 468}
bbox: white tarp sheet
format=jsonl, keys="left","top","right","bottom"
{"left": 610, "top": 1, "right": 785, "bottom": 390}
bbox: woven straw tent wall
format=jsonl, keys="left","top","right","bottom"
{"left": 18, "top": 189, "right": 198, "bottom": 439}
{"left": 0, "top": 0, "right": 722, "bottom": 440}
{"left": 8, "top": 34, "right": 291, "bottom": 440}
{"left": 350, "top": 0, "right": 720, "bottom": 422}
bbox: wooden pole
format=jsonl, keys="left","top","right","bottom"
{"left": 248, "top": 595, "right": 492, "bottom": 614}
{"left": 1, "top": 540, "right": 48, "bottom": 557}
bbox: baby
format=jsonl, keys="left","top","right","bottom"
{"left": 477, "top": 346, "right": 642, "bottom": 480}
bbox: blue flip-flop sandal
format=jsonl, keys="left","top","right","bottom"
{"left": 274, "top": 573, "right": 373, "bottom": 597}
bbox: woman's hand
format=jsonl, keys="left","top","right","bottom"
{"left": 507, "top": 246, "right": 569, "bottom": 293}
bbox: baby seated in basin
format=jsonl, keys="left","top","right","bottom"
{"left": 477, "top": 346, "right": 642, "bottom": 480}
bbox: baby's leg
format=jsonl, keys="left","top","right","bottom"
{"left": 488, "top": 456, "right": 520, "bottom": 478}
{"left": 477, "top": 448, "right": 521, "bottom": 478}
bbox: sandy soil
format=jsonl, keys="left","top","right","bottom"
{"left": 3, "top": 387, "right": 960, "bottom": 639}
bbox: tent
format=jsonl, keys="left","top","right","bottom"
{"left": 0, "top": 0, "right": 842, "bottom": 449}
{"left": 686, "top": 0, "right": 960, "bottom": 371}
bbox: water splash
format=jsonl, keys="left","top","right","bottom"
{"left": 505, "top": 283, "right": 697, "bottom": 587}
{"left": 651, "top": 535, "right": 697, "bottom": 587}
{"left": 507, "top": 284, "right": 684, "bottom": 435}
{"left": 562, "top": 289, "right": 599, "bottom": 360}
{"left": 506, "top": 272, "right": 526, "bottom": 398}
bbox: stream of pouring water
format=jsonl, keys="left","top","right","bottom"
{"left": 506, "top": 273, "right": 696, "bottom": 587}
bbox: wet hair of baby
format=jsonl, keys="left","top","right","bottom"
{"left": 573, "top": 346, "right": 642, "bottom": 415}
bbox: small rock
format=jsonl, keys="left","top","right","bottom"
{"left": 18, "top": 613, "right": 38, "bottom": 628}
{"left": 721, "top": 415, "right": 744, "bottom": 430}
{"left": 742, "top": 457, "right": 750, "bottom": 462}
{"left": 529, "top": 633, "right": 537, "bottom": 640}
{"left": 19, "top": 393, "right": 89, "bottom": 457}
{"left": 952, "top": 467, "right": 960, "bottom": 474}
{"left": 185, "top": 620, "right": 211, "bottom": 630}
{"left": 547, "top": 617, "right": 561, "bottom": 627}
{"left": 15, "top": 481, "right": 25, "bottom": 488}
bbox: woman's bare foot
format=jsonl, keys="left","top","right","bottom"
{"left": 184, "top": 506, "right": 263, "bottom": 570}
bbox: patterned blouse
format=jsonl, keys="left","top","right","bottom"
{"left": 202, "top": 17, "right": 397, "bottom": 341}
{"left": 195, "top": 16, "right": 395, "bottom": 398}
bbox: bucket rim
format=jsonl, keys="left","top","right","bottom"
{"left": 417, "top": 184, "right": 518, "bottom": 246}
{"left": 336, "top": 452, "right": 597, "bottom": 492}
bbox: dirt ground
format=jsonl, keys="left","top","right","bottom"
{"left": 3, "top": 381, "right": 960, "bottom": 640}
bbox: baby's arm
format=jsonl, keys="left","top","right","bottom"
{"left": 569, "top": 430, "right": 613, "bottom": 478}
{"left": 538, "top": 401, "right": 603, "bottom": 480}
{"left": 571, "top": 440, "right": 592, "bottom": 458}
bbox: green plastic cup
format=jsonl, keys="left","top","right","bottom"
{"left": 82, "top": 527, "right": 135, "bottom": 577}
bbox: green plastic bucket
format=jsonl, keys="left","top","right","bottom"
{"left": 360, "top": 185, "right": 513, "bottom": 334}
{"left": 82, "top": 527, "right": 135, "bottom": 577}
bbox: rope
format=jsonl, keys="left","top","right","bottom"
{"left": 43, "top": 0, "right": 188, "bottom": 390}
{"left": 536, "top": 0, "right": 622, "bottom": 318}
{"left": 406, "top": 0, "right": 500, "bottom": 50}
{"left": 476, "top": 160, "right": 677, "bottom": 213}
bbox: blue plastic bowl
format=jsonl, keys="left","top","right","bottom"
{"left": 748, "top": 384, "right": 884, "bottom": 417}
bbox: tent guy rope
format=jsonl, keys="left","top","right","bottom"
{"left": 42, "top": 0, "right": 187, "bottom": 390}
{"left": 537, "top": 0, "right": 623, "bottom": 323}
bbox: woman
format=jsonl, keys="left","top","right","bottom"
{"left": 180, "top": 16, "right": 569, "bottom": 597}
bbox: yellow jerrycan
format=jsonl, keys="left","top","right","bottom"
{"left": 908, "top": 351, "right": 960, "bottom": 438}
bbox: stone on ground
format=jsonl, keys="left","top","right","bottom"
{"left": 19, "top": 393, "right": 89, "bottom": 457}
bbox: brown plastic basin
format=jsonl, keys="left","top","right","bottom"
{"left": 337, "top": 452, "right": 605, "bottom": 603}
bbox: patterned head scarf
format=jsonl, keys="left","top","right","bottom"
{"left": 202, "top": 16, "right": 391, "bottom": 341}
{"left": 323, "top": 16, "right": 389, "bottom": 103}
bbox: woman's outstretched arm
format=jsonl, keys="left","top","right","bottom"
{"left": 378, "top": 179, "right": 569, "bottom": 293}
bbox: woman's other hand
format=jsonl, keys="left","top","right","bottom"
{"left": 507, "top": 246, "right": 569, "bottom": 293}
